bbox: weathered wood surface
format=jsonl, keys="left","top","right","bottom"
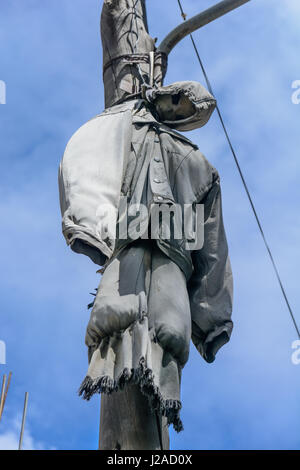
{"left": 99, "top": 384, "right": 169, "bottom": 450}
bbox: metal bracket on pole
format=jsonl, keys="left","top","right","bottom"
{"left": 157, "top": 0, "right": 251, "bottom": 56}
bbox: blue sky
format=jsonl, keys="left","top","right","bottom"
{"left": 0, "top": 0, "right": 300, "bottom": 450}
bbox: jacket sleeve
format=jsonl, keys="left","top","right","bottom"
{"left": 187, "top": 173, "right": 233, "bottom": 363}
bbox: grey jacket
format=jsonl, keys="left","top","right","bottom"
{"left": 59, "top": 93, "right": 233, "bottom": 363}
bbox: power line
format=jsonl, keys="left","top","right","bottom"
{"left": 177, "top": 0, "right": 300, "bottom": 339}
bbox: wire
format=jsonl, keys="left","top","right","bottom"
{"left": 177, "top": 0, "right": 300, "bottom": 339}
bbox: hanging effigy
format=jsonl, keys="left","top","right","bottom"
{"left": 59, "top": 0, "right": 234, "bottom": 448}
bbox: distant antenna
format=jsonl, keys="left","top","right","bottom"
{"left": 0, "top": 372, "right": 12, "bottom": 420}
{"left": 18, "top": 392, "right": 29, "bottom": 451}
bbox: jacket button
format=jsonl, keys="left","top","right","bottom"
{"left": 153, "top": 178, "right": 160, "bottom": 183}
{"left": 157, "top": 196, "right": 163, "bottom": 201}
{"left": 154, "top": 157, "right": 161, "bottom": 162}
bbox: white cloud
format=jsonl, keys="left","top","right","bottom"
{"left": 0, "top": 416, "right": 53, "bottom": 450}
{"left": 284, "top": 0, "right": 300, "bottom": 14}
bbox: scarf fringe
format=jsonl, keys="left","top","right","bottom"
{"left": 78, "top": 357, "right": 183, "bottom": 432}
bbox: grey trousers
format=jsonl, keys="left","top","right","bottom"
{"left": 81, "top": 240, "right": 191, "bottom": 431}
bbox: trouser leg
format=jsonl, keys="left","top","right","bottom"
{"left": 91, "top": 240, "right": 191, "bottom": 367}
{"left": 86, "top": 241, "right": 150, "bottom": 359}
{"left": 148, "top": 244, "right": 192, "bottom": 366}
{"left": 95, "top": 241, "right": 169, "bottom": 450}
{"left": 83, "top": 240, "right": 190, "bottom": 439}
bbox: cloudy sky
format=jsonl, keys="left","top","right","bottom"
{"left": 0, "top": 0, "right": 300, "bottom": 450}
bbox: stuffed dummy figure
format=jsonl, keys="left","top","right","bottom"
{"left": 59, "top": 0, "right": 233, "bottom": 432}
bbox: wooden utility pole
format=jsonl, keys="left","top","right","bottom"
{"left": 0, "top": 374, "right": 6, "bottom": 420}
{"left": 99, "top": 384, "right": 169, "bottom": 450}
{"left": 18, "top": 392, "right": 29, "bottom": 451}
{"left": 97, "top": 0, "right": 250, "bottom": 451}
{"left": 0, "top": 372, "right": 12, "bottom": 420}
{"left": 98, "top": 0, "right": 169, "bottom": 450}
